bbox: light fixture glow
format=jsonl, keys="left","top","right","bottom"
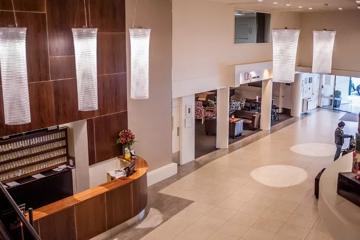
{"left": 312, "top": 31, "right": 336, "bottom": 74}
{"left": 338, "top": 7, "right": 343, "bottom": 10}
{"left": 286, "top": 3, "right": 291, "bottom": 6}
{"left": 272, "top": 29, "right": 300, "bottom": 83}
{"left": 0, "top": 27, "right": 31, "bottom": 125}
{"left": 309, "top": 7, "right": 313, "bottom": 10}
{"left": 129, "top": 28, "right": 151, "bottom": 100}
{"left": 298, "top": 6, "right": 303, "bottom": 8}
{"left": 273, "top": 2, "right": 278, "bottom": 4}
{"left": 72, "top": 28, "right": 98, "bottom": 111}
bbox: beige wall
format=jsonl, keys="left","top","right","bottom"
{"left": 298, "top": 10, "right": 360, "bottom": 73}
{"left": 172, "top": 0, "right": 301, "bottom": 98}
{"left": 126, "top": 0, "right": 173, "bottom": 171}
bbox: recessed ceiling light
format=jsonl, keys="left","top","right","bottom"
{"left": 308, "top": 7, "right": 313, "bottom": 10}
{"left": 356, "top": 0, "right": 360, "bottom": 4}
{"left": 273, "top": 2, "right": 278, "bottom": 5}
{"left": 338, "top": 7, "right": 343, "bottom": 10}
{"left": 286, "top": 3, "right": 291, "bottom": 6}
{"left": 298, "top": 6, "right": 303, "bottom": 8}
{"left": 357, "top": 6, "right": 360, "bottom": 9}
{"left": 257, "top": 0, "right": 263, "bottom": 2}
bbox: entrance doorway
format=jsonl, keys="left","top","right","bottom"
{"left": 228, "top": 83, "right": 262, "bottom": 144}
{"left": 195, "top": 91, "right": 217, "bottom": 158}
{"left": 320, "top": 75, "right": 360, "bottom": 114}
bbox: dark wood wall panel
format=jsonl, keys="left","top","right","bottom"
{"left": 0, "top": 11, "right": 49, "bottom": 83}
{"left": 0, "top": 0, "right": 45, "bottom": 12}
{"left": 38, "top": 206, "right": 77, "bottom": 240}
{"left": 47, "top": 0, "right": 85, "bottom": 57}
{"left": 87, "top": 112, "right": 127, "bottom": 165}
{"left": 0, "top": 0, "right": 127, "bottom": 165}
{"left": 89, "top": 0, "right": 125, "bottom": 32}
{"left": 98, "top": 33, "right": 126, "bottom": 74}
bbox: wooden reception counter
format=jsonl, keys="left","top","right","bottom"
{"left": 30, "top": 158, "right": 148, "bottom": 240}
{"left": 318, "top": 154, "right": 360, "bottom": 240}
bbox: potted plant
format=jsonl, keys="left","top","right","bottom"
{"left": 116, "top": 129, "right": 135, "bottom": 161}
{"left": 333, "top": 90, "right": 342, "bottom": 108}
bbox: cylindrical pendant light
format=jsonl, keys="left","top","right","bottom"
{"left": 272, "top": 29, "right": 300, "bottom": 83}
{"left": 129, "top": 28, "right": 151, "bottom": 99}
{"left": 0, "top": 0, "right": 31, "bottom": 125}
{"left": 0, "top": 27, "right": 31, "bottom": 125}
{"left": 72, "top": 28, "right": 98, "bottom": 111}
{"left": 72, "top": 0, "right": 98, "bottom": 111}
{"left": 312, "top": 30, "right": 336, "bottom": 74}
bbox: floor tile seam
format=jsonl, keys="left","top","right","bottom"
{"left": 301, "top": 216, "right": 321, "bottom": 240}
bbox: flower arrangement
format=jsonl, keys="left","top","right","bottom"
{"left": 116, "top": 129, "right": 135, "bottom": 148}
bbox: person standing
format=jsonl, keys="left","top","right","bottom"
{"left": 334, "top": 121, "right": 353, "bottom": 161}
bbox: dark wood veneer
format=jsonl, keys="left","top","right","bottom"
{"left": 0, "top": 0, "right": 127, "bottom": 165}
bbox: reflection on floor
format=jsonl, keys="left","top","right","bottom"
{"left": 195, "top": 120, "right": 217, "bottom": 158}
{"left": 271, "top": 113, "right": 293, "bottom": 127}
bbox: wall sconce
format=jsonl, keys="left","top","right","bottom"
{"left": 272, "top": 29, "right": 300, "bottom": 83}
{"left": 72, "top": 28, "right": 98, "bottom": 111}
{"left": 312, "top": 31, "right": 336, "bottom": 74}
{"left": 129, "top": 28, "right": 151, "bottom": 99}
{"left": 0, "top": 27, "right": 31, "bottom": 125}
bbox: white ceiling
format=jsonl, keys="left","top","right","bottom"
{"left": 208, "top": 0, "right": 358, "bottom": 12}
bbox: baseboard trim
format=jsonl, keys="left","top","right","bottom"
{"left": 147, "top": 163, "right": 178, "bottom": 186}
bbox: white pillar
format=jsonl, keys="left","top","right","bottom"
{"left": 318, "top": 74, "right": 324, "bottom": 107}
{"left": 292, "top": 73, "right": 302, "bottom": 117}
{"left": 261, "top": 79, "right": 273, "bottom": 131}
{"left": 278, "top": 83, "right": 285, "bottom": 113}
{"left": 179, "top": 94, "right": 195, "bottom": 165}
{"left": 216, "top": 87, "right": 229, "bottom": 149}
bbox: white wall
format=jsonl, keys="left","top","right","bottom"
{"left": 172, "top": 98, "right": 181, "bottom": 154}
{"left": 172, "top": 0, "right": 301, "bottom": 98}
{"left": 61, "top": 121, "right": 90, "bottom": 193}
{"left": 234, "top": 85, "right": 262, "bottom": 99}
{"left": 126, "top": 0, "right": 173, "bottom": 171}
{"left": 298, "top": 10, "right": 360, "bottom": 74}
{"left": 179, "top": 95, "right": 195, "bottom": 165}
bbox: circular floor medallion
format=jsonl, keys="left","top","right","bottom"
{"left": 250, "top": 165, "right": 308, "bottom": 188}
{"left": 290, "top": 143, "right": 335, "bottom": 157}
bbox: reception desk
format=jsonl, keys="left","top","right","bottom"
{"left": 30, "top": 158, "right": 148, "bottom": 240}
{"left": 319, "top": 154, "right": 360, "bottom": 240}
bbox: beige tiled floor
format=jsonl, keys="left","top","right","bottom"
{"left": 141, "top": 110, "right": 354, "bottom": 240}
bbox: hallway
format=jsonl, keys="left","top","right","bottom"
{"left": 138, "top": 110, "right": 354, "bottom": 240}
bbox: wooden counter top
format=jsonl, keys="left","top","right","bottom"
{"left": 32, "top": 157, "right": 148, "bottom": 221}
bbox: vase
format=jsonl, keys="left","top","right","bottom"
{"left": 123, "top": 145, "right": 131, "bottom": 161}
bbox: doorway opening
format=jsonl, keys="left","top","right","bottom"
{"left": 271, "top": 82, "right": 293, "bottom": 126}
{"left": 320, "top": 75, "right": 360, "bottom": 114}
{"left": 195, "top": 90, "right": 218, "bottom": 158}
{"left": 228, "top": 82, "right": 262, "bottom": 145}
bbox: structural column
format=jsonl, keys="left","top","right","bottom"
{"left": 261, "top": 79, "right": 273, "bottom": 131}
{"left": 179, "top": 94, "right": 195, "bottom": 165}
{"left": 292, "top": 73, "right": 302, "bottom": 117}
{"left": 216, "top": 87, "right": 229, "bottom": 149}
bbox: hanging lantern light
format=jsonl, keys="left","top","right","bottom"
{"left": 72, "top": 28, "right": 98, "bottom": 111}
{"left": 72, "top": 0, "right": 98, "bottom": 111}
{"left": 0, "top": 0, "right": 31, "bottom": 125}
{"left": 312, "top": 30, "right": 336, "bottom": 74}
{"left": 272, "top": 29, "right": 300, "bottom": 83}
{"left": 129, "top": 28, "right": 151, "bottom": 99}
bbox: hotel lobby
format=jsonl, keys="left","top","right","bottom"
{"left": 0, "top": 0, "right": 360, "bottom": 240}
